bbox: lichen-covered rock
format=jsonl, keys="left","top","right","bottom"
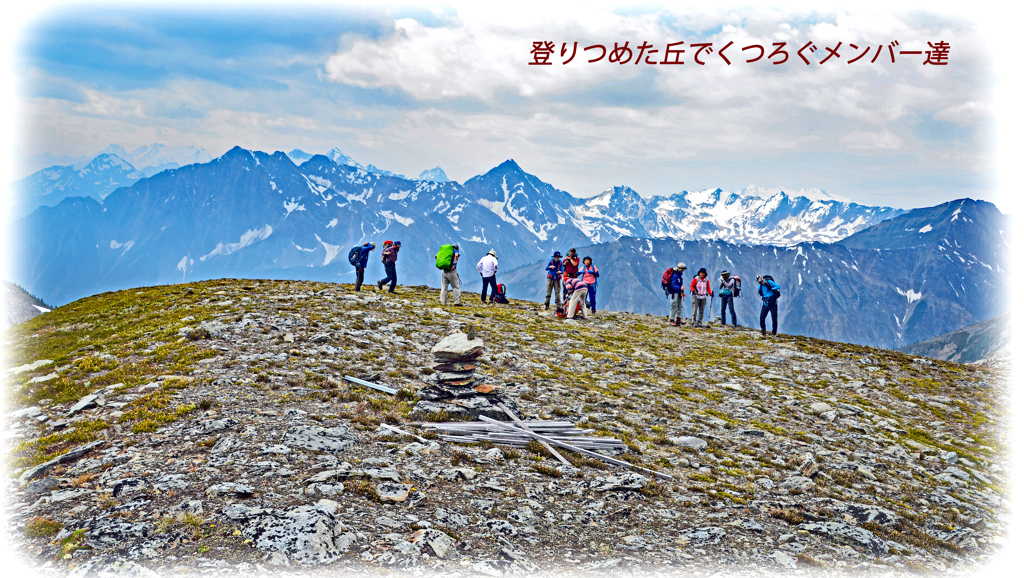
{"left": 431, "top": 333, "right": 484, "bottom": 360}
{"left": 797, "top": 521, "right": 887, "bottom": 555}
{"left": 222, "top": 500, "right": 357, "bottom": 564}
{"left": 282, "top": 425, "right": 358, "bottom": 452}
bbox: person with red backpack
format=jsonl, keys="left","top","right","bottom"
{"left": 377, "top": 241, "right": 401, "bottom": 293}
{"left": 580, "top": 256, "right": 599, "bottom": 314}
{"left": 690, "top": 268, "right": 712, "bottom": 328}
{"left": 563, "top": 273, "right": 589, "bottom": 319}
{"left": 718, "top": 270, "right": 740, "bottom": 327}
{"left": 665, "top": 263, "right": 687, "bottom": 326}
{"left": 543, "top": 251, "right": 564, "bottom": 310}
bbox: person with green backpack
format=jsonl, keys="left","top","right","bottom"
{"left": 435, "top": 243, "right": 462, "bottom": 306}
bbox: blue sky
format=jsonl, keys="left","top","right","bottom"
{"left": 11, "top": 3, "right": 997, "bottom": 210}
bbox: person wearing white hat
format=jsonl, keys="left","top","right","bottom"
{"left": 477, "top": 249, "right": 499, "bottom": 304}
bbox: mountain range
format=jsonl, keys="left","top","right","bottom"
{"left": 6, "top": 146, "right": 1008, "bottom": 349}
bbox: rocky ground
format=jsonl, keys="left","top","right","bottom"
{"left": 2, "top": 280, "right": 1011, "bottom": 577}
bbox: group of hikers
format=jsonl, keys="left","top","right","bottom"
{"left": 660, "top": 263, "right": 781, "bottom": 335}
{"left": 348, "top": 241, "right": 782, "bottom": 336}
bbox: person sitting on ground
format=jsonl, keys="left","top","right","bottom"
{"left": 563, "top": 273, "right": 590, "bottom": 319}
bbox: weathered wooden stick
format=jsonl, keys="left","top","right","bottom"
{"left": 496, "top": 403, "right": 572, "bottom": 468}
{"left": 343, "top": 375, "right": 397, "bottom": 395}
{"left": 379, "top": 423, "right": 431, "bottom": 444}
{"left": 478, "top": 416, "right": 674, "bottom": 481}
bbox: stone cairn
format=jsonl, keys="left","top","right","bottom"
{"left": 411, "top": 326, "right": 523, "bottom": 420}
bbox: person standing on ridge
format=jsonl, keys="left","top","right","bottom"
{"left": 544, "top": 251, "right": 564, "bottom": 310}
{"left": 563, "top": 248, "right": 580, "bottom": 279}
{"left": 580, "top": 256, "right": 599, "bottom": 314}
{"left": 436, "top": 243, "right": 461, "bottom": 306}
{"left": 667, "top": 263, "right": 687, "bottom": 326}
{"left": 353, "top": 242, "right": 374, "bottom": 291}
{"left": 477, "top": 249, "right": 499, "bottom": 304}
{"left": 757, "top": 275, "right": 782, "bottom": 336}
{"left": 718, "top": 270, "right": 740, "bottom": 327}
{"left": 377, "top": 241, "right": 401, "bottom": 293}
{"left": 690, "top": 268, "right": 712, "bottom": 328}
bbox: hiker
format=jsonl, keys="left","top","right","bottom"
{"left": 719, "top": 270, "right": 740, "bottom": 327}
{"left": 377, "top": 241, "right": 401, "bottom": 293}
{"left": 544, "top": 251, "right": 564, "bottom": 310}
{"left": 690, "top": 268, "right": 712, "bottom": 328}
{"left": 563, "top": 248, "right": 580, "bottom": 279}
{"left": 580, "top": 256, "right": 599, "bottom": 314}
{"left": 477, "top": 249, "right": 499, "bottom": 304}
{"left": 667, "top": 263, "right": 687, "bottom": 326}
{"left": 563, "top": 273, "right": 589, "bottom": 319}
{"left": 436, "top": 243, "right": 461, "bottom": 306}
{"left": 757, "top": 275, "right": 782, "bottom": 336}
{"left": 350, "top": 242, "right": 375, "bottom": 291}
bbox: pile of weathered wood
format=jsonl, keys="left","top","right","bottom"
{"left": 420, "top": 419, "right": 627, "bottom": 452}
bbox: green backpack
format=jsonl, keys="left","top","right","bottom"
{"left": 435, "top": 245, "right": 455, "bottom": 270}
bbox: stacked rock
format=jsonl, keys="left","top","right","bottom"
{"left": 412, "top": 330, "right": 523, "bottom": 420}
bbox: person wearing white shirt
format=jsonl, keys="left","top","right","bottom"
{"left": 476, "top": 249, "right": 499, "bottom": 304}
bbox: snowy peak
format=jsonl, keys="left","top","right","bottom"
{"left": 417, "top": 166, "right": 450, "bottom": 183}
{"left": 839, "top": 199, "right": 1005, "bottom": 251}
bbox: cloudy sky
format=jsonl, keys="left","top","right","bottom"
{"left": 10, "top": 2, "right": 999, "bottom": 209}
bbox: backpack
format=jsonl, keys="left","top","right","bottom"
{"left": 661, "top": 268, "right": 674, "bottom": 291}
{"left": 733, "top": 275, "right": 742, "bottom": 298}
{"left": 347, "top": 246, "right": 361, "bottom": 266}
{"left": 762, "top": 275, "right": 781, "bottom": 299}
{"left": 436, "top": 245, "right": 455, "bottom": 270}
{"left": 494, "top": 283, "right": 510, "bottom": 304}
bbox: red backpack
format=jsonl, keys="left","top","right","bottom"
{"left": 661, "top": 268, "right": 674, "bottom": 291}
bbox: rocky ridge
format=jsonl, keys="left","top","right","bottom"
{"left": 2, "top": 280, "right": 1010, "bottom": 576}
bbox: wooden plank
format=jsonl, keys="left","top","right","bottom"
{"left": 378, "top": 423, "right": 431, "bottom": 443}
{"left": 478, "top": 416, "right": 674, "bottom": 481}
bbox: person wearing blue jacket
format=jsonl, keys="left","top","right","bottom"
{"left": 543, "top": 251, "right": 564, "bottom": 310}
{"left": 757, "top": 275, "right": 782, "bottom": 336}
{"left": 354, "top": 242, "right": 375, "bottom": 291}
{"left": 668, "top": 263, "right": 687, "bottom": 326}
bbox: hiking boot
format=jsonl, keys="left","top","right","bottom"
{"left": 545, "top": 304, "right": 550, "bottom": 310}
{"left": 453, "top": 303, "right": 463, "bottom": 307}
{"left": 377, "top": 280, "right": 383, "bottom": 291}
{"left": 669, "top": 319, "right": 677, "bottom": 326}
{"left": 761, "top": 329, "right": 767, "bottom": 336}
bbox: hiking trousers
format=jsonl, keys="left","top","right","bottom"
{"left": 669, "top": 293, "right": 684, "bottom": 320}
{"left": 354, "top": 267, "right": 365, "bottom": 291}
{"left": 441, "top": 269, "right": 461, "bottom": 305}
{"left": 379, "top": 262, "right": 397, "bottom": 293}
{"left": 544, "top": 277, "right": 562, "bottom": 307}
{"left": 568, "top": 287, "right": 589, "bottom": 319}
{"left": 760, "top": 301, "right": 778, "bottom": 335}
{"left": 692, "top": 296, "right": 708, "bottom": 326}
{"left": 586, "top": 283, "right": 597, "bottom": 312}
{"left": 720, "top": 294, "right": 737, "bottom": 326}
{"left": 481, "top": 275, "right": 498, "bottom": 303}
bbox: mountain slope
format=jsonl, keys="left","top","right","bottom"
{"left": 899, "top": 313, "right": 1011, "bottom": 364}
{"left": 2, "top": 280, "right": 51, "bottom": 329}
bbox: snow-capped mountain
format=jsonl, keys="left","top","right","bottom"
{"left": 15, "top": 143, "right": 213, "bottom": 180}
{"left": 8, "top": 154, "right": 145, "bottom": 221}
{"left": 503, "top": 199, "right": 1008, "bottom": 349}
{"left": 417, "top": 167, "right": 451, "bottom": 183}
{"left": 575, "top": 186, "right": 902, "bottom": 246}
{"left": 12, "top": 144, "right": 990, "bottom": 350}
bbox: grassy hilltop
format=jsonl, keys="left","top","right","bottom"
{"left": 2, "top": 279, "right": 1010, "bottom": 575}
